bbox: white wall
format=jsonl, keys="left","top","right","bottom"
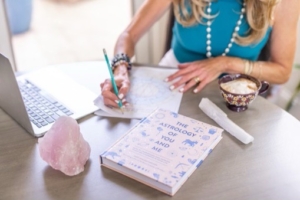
{"left": 0, "top": 0, "right": 16, "bottom": 70}
{"left": 131, "top": 0, "right": 170, "bottom": 64}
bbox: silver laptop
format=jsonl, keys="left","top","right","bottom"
{"left": 0, "top": 53, "right": 99, "bottom": 137}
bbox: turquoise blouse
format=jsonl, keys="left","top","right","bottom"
{"left": 171, "top": 0, "right": 272, "bottom": 63}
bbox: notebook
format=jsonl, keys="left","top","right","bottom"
{"left": 0, "top": 53, "right": 98, "bottom": 137}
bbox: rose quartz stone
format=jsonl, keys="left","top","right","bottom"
{"left": 38, "top": 116, "right": 90, "bottom": 176}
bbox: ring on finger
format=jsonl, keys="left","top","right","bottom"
{"left": 193, "top": 76, "right": 200, "bottom": 83}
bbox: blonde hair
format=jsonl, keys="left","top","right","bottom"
{"left": 173, "top": 0, "right": 278, "bottom": 45}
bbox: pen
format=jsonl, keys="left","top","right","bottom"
{"left": 103, "top": 49, "right": 123, "bottom": 113}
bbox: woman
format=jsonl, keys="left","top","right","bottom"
{"left": 101, "top": 0, "right": 300, "bottom": 108}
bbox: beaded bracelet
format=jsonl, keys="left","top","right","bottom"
{"left": 111, "top": 53, "right": 132, "bottom": 72}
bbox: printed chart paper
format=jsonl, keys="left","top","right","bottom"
{"left": 94, "top": 67, "right": 183, "bottom": 119}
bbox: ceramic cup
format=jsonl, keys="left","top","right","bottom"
{"left": 218, "top": 74, "right": 269, "bottom": 112}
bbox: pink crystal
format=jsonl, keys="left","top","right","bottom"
{"left": 38, "top": 116, "right": 90, "bottom": 176}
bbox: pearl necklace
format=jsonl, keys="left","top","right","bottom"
{"left": 206, "top": 1, "right": 246, "bottom": 58}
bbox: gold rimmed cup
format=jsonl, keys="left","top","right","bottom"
{"left": 218, "top": 74, "right": 269, "bottom": 112}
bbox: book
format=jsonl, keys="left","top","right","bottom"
{"left": 100, "top": 108, "right": 223, "bottom": 196}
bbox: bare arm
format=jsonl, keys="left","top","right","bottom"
{"left": 265, "top": 0, "right": 300, "bottom": 83}
{"left": 114, "top": 0, "right": 172, "bottom": 58}
{"left": 227, "top": 0, "right": 300, "bottom": 84}
{"left": 100, "top": 0, "right": 172, "bottom": 108}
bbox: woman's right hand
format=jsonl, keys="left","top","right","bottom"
{"left": 100, "top": 64, "right": 130, "bottom": 108}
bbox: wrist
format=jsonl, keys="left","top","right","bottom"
{"left": 113, "top": 63, "right": 129, "bottom": 76}
{"left": 222, "top": 56, "right": 244, "bottom": 74}
{"left": 217, "top": 56, "right": 231, "bottom": 72}
{"left": 111, "top": 53, "right": 132, "bottom": 72}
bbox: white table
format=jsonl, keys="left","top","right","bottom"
{"left": 1, "top": 61, "right": 300, "bottom": 200}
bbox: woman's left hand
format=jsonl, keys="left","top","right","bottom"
{"left": 166, "top": 56, "right": 228, "bottom": 93}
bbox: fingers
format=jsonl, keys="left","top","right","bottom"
{"left": 166, "top": 65, "right": 195, "bottom": 82}
{"left": 193, "top": 79, "right": 209, "bottom": 93}
{"left": 177, "top": 77, "right": 209, "bottom": 94}
{"left": 168, "top": 63, "right": 206, "bottom": 91}
{"left": 101, "top": 79, "right": 112, "bottom": 91}
{"left": 168, "top": 69, "right": 212, "bottom": 93}
{"left": 116, "top": 79, "right": 130, "bottom": 99}
{"left": 179, "top": 76, "right": 202, "bottom": 93}
{"left": 101, "top": 79, "right": 121, "bottom": 107}
{"left": 166, "top": 59, "right": 220, "bottom": 93}
{"left": 103, "top": 98, "right": 120, "bottom": 108}
{"left": 100, "top": 78, "right": 130, "bottom": 108}
{"left": 103, "top": 97, "right": 128, "bottom": 108}
{"left": 169, "top": 72, "right": 199, "bottom": 91}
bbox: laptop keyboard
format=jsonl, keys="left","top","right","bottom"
{"left": 18, "top": 80, "right": 73, "bottom": 128}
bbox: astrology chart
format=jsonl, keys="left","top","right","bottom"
{"left": 94, "top": 66, "right": 183, "bottom": 119}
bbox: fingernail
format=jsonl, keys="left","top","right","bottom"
{"left": 164, "top": 78, "right": 169, "bottom": 82}
{"left": 125, "top": 103, "right": 130, "bottom": 107}
{"left": 193, "top": 89, "right": 198, "bottom": 93}
{"left": 179, "top": 88, "right": 184, "bottom": 93}
{"left": 115, "top": 100, "right": 120, "bottom": 104}
{"left": 118, "top": 93, "right": 124, "bottom": 99}
{"left": 170, "top": 85, "right": 175, "bottom": 90}
{"left": 124, "top": 103, "right": 133, "bottom": 111}
{"left": 122, "top": 98, "right": 126, "bottom": 103}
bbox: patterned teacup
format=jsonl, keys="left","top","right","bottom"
{"left": 218, "top": 74, "right": 269, "bottom": 112}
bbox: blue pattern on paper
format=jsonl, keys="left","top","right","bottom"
{"left": 126, "top": 77, "right": 172, "bottom": 110}
{"left": 156, "top": 127, "right": 163, "bottom": 136}
{"left": 188, "top": 159, "right": 197, "bottom": 164}
{"left": 196, "top": 160, "right": 203, "bottom": 168}
{"left": 105, "top": 151, "right": 120, "bottom": 159}
{"left": 103, "top": 108, "right": 223, "bottom": 188}
{"left": 170, "top": 111, "right": 178, "bottom": 118}
{"left": 202, "top": 135, "right": 210, "bottom": 140}
{"left": 140, "top": 130, "right": 149, "bottom": 137}
{"left": 140, "top": 117, "right": 147, "bottom": 123}
{"left": 175, "top": 163, "right": 189, "bottom": 169}
{"left": 118, "top": 160, "right": 125, "bottom": 166}
{"left": 193, "top": 127, "right": 203, "bottom": 133}
{"left": 208, "top": 128, "right": 217, "bottom": 135}
{"left": 178, "top": 171, "right": 186, "bottom": 177}
{"left": 153, "top": 173, "right": 160, "bottom": 180}
{"left": 141, "top": 118, "right": 151, "bottom": 124}
{"left": 164, "top": 178, "right": 172, "bottom": 185}
{"left": 182, "top": 139, "right": 198, "bottom": 146}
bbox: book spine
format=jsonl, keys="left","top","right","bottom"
{"left": 100, "top": 154, "right": 104, "bottom": 164}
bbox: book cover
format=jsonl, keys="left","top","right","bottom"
{"left": 100, "top": 108, "right": 223, "bottom": 196}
